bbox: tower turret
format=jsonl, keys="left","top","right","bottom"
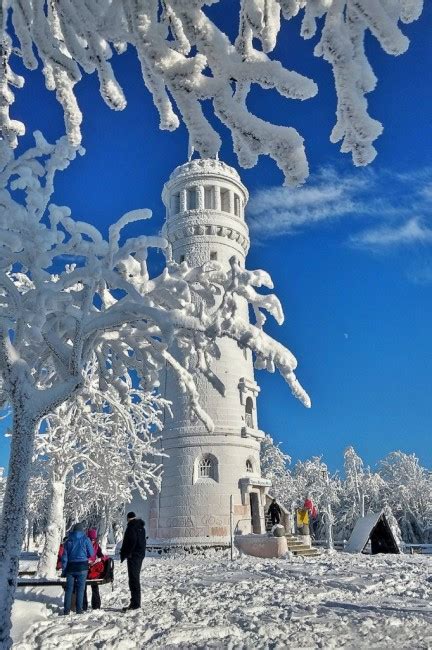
{"left": 148, "top": 158, "right": 271, "bottom": 547}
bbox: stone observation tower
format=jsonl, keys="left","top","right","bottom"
{"left": 147, "top": 158, "right": 271, "bottom": 547}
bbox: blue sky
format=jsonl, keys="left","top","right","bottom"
{"left": 1, "top": 3, "right": 431, "bottom": 472}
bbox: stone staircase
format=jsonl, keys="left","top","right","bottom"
{"left": 265, "top": 502, "right": 320, "bottom": 558}
{"left": 285, "top": 534, "right": 320, "bottom": 557}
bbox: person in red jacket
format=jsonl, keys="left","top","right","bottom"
{"left": 83, "top": 528, "right": 104, "bottom": 610}
{"left": 56, "top": 537, "right": 68, "bottom": 571}
{"left": 304, "top": 498, "right": 319, "bottom": 538}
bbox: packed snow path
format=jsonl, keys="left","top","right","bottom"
{"left": 16, "top": 552, "right": 432, "bottom": 649}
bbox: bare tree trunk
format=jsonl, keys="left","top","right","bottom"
{"left": 26, "top": 517, "right": 33, "bottom": 552}
{"left": 0, "top": 408, "right": 37, "bottom": 649}
{"left": 325, "top": 504, "right": 334, "bottom": 550}
{"left": 22, "top": 517, "right": 29, "bottom": 552}
{"left": 99, "top": 504, "right": 111, "bottom": 551}
{"left": 37, "top": 479, "right": 66, "bottom": 578}
{"left": 359, "top": 487, "right": 365, "bottom": 518}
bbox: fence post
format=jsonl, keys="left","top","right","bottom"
{"left": 230, "top": 494, "right": 234, "bottom": 561}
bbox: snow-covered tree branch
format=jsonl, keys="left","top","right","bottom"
{"left": 0, "top": 1, "right": 425, "bottom": 184}
{"left": 379, "top": 451, "right": 432, "bottom": 543}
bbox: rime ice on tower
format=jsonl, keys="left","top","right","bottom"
{"left": 147, "top": 158, "right": 271, "bottom": 547}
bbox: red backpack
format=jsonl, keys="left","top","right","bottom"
{"left": 88, "top": 558, "right": 106, "bottom": 580}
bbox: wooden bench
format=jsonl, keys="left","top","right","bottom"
{"left": 16, "top": 577, "right": 112, "bottom": 588}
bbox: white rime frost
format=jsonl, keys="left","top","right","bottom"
{"left": 0, "top": 132, "right": 309, "bottom": 646}
{"left": 0, "top": 1, "right": 425, "bottom": 184}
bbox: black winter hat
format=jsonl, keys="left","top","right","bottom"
{"left": 73, "top": 523, "right": 84, "bottom": 532}
{"left": 126, "top": 511, "right": 136, "bottom": 520}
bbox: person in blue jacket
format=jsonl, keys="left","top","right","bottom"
{"left": 61, "top": 523, "right": 96, "bottom": 615}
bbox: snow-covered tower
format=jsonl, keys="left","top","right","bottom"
{"left": 147, "top": 158, "right": 271, "bottom": 547}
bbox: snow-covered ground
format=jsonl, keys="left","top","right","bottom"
{"left": 13, "top": 551, "right": 432, "bottom": 649}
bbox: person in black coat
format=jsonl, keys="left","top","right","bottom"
{"left": 120, "top": 511, "right": 146, "bottom": 611}
{"left": 268, "top": 498, "right": 282, "bottom": 526}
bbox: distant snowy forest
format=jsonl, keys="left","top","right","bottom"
{"left": 261, "top": 439, "right": 432, "bottom": 545}
{"left": 0, "top": 441, "right": 430, "bottom": 550}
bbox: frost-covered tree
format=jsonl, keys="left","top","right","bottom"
{"left": 0, "top": 1, "right": 425, "bottom": 184}
{"left": 77, "top": 389, "right": 166, "bottom": 550}
{"left": 379, "top": 451, "right": 432, "bottom": 544}
{"left": 34, "top": 404, "right": 87, "bottom": 578}
{"left": 35, "top": 363, "right": 166, "bottom": 577}
{"left": 0, "top": 134, "right": 309, "bottom": 645}
{"left": 335, "top": 447, "right": 385, "bottom": 541}
{"left": 343, "top": 446, "right": 366, "bottom": 515}
{"left": 291, "top": 457, "right": 339, "bottom": 548}
{"left": 260, "top": 435, "right": 297, "bottom": 507}
{"left": 260, "top": 438, "right": 340, "bottom": 547}
{"left": 337, "top": 446, "right": 366, "bottom": 539}
{"left": 23, "top": 469, "right": 49, "bottom": 552}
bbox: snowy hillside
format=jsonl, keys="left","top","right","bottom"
{"left": 13, "top": 552, "right": 432, "bottom": 649}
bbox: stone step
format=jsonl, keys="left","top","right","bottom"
{"left": 292, "top": 548, "right": 320, "bottom": 557}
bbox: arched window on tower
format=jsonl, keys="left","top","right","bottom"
{"left": 246, "top": 459, "right": 253, "bottom": 473}
{"left": 234, "top": 194, "right": 241, "bottom": 217}
{"left": 195, "top": 454, "right": 218, "bottom": 483}
{"left": 199, "top": 457, "right": 213, "bottom": 478}
{"left": 245, "top": 396, "right": 254, "bottom": 428}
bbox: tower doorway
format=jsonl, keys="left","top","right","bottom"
{"left": 249, "top": 492, "right": 261, "bottom": 533}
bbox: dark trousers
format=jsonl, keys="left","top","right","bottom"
{"left": 127, "top": 555, "right": 144, "bottom": 608}
{"left": 83, "top": 584, "right": 101, "bottom": 611}
{"left": 271, "top": 513, "right": 281, "bottom": 526}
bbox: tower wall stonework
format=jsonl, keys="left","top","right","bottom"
{"left": 148, "top": 159, "right": 270, "bottom": 546}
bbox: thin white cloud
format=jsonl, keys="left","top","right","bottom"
{"left": 350, "top": 218, "right": 432, "bottom": 249}
{"left": 248, "top": 166, "right": 432, "bottom": 249}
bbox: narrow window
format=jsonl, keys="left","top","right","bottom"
{"left": 199, "top": 457, "right": 213, "bottom": 479}
{"left": 172, "top": 193, "right": 180, "bottom": 215}
{"left": 246, "top": 459, "right": 253, "bottom": 473}
{"left": 220, "top": 188, "right": 230, "bottom": 213}
{"left": 204, "top": 186, "right": 215, "bottom": 209}
{"left": 187, "top": 187, "right": 197, "bottom": 210}
{"left": 210, "top": 251, "right": 217, "bottom": 261}
{"left": 234, "top": 194, "right": 241, "bottom": 217}
{"left": 245, "top": 396, "right": 254, "bottom": 428}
